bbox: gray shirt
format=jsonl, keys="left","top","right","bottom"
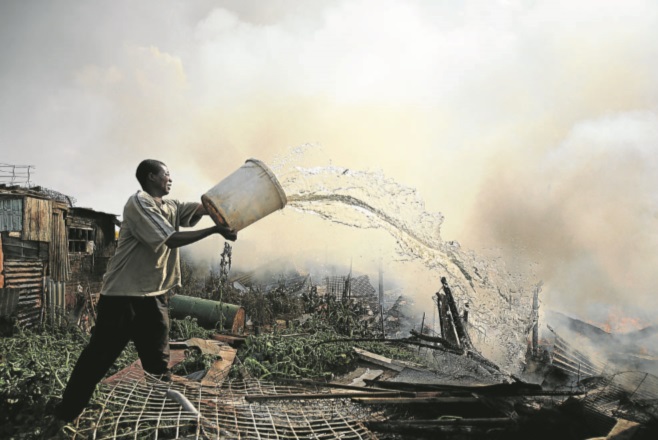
{"left": 101, "top": 191, "right": 200, "bottom": 296}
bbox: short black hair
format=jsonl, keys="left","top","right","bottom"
{"left": 136, "top": 159, "right": 166, "bottom": 189}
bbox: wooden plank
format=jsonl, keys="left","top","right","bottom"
{"left": 49, "top": 210, "right": 69, "bottom": 282}
{"left": 349, "top": 369, "right": 384, "bottom": 387}
{"left": 410, "top": 328, "right": 463, "bottom": 353}
{"left": 23, "top": 197, "right": 52, "bottom": 242}
{"left": 353, "top": 347, "right": 424, "bottom": 371}
{"left": 277, "top": 378, "right": 400, "bottom": 393}
{"left": 352, "top": 396, "right": 480, "bottom": 404}
{"left": 201, "top": 346, "right": 237, "bottom": 386}
{"left": 244, "top": 391, "right": 407, "bottom": 402}
{"left": 210, "top": 333, "right": 246, "bottom": 347}
{"left": 354, "top": 347, "right": 403, "bottom": 371}
{"left": 366, "top": 418, "right": 516, "bottom": 432}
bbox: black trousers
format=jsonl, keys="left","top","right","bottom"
{"left": 55, "top": 294, "right": 170, "bottom": 422}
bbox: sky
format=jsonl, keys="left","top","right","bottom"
{"left": 1, "top": 0, "right": 658, "bottom": 330}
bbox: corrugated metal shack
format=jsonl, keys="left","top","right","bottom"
{"left": 0, "top": 184, "right": 118, "bottom": 326}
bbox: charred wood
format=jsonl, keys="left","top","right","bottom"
{"left": 352, "top": 396, "right": 481, "bottom": 404}
{"left": 441, "top": 276, "right": 473, "bottom": 349}
{"left": 366, "top": 417, "right": 517, "bottom": 437}
{"left": 312, "top": 337, "right": 465, "bottom": 355}
{"left": 410, "top": 328, "right": 462, "bottom": 352}
{"left": 274, "top": 378, "right": 394, "bottom": 393}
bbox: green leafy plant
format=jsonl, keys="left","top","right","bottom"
{"left": 169, "top": 316, "right": 214, "bottom": 340}
{"left": 171, "top": 349, "right": 219, "bottom": 376}
{"left": 0, "top": 321, "right": 138, "bottom": 439}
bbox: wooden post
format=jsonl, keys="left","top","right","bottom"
{"left": 418, "top": 312, "right": 426, "bottom": 353}
{"left": 378, "top": 259, "right": 384, "bottom": 306}
{"left": 441, "top": 277, "right": 472, "bottom": 349}
{"left": 531, "top": 283, "right": 542, "bottom": 355}
{"left": 437, "top": 291, "right": 459, "bottom": 348}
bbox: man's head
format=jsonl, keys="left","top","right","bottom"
{"left": 136, "top": 159, "right": 172, "bottom": 197}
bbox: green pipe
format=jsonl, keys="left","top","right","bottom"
{"left": 170, "top": 295, "right": 245, "bottom": 332}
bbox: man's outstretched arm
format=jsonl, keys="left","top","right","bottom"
{"left": 165, "top": 225, "right": 236, "bottom": 249}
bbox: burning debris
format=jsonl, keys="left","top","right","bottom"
{"left": 2, "top": 251, "right": 658, "bottom": 439}
{"left": 7, "top": 262, "right": 650, "bottom": 439}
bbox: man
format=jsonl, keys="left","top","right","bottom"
{"left": 51, "top": 159, "right": 236, "bottom": 428}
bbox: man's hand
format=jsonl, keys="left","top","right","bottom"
{"left": 216, "top": 225, "right": 237, "bottom": 241}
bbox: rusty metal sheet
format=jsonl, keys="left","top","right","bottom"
{"left": 3, "top": 259, "right": 44, "bottom": 326}
{"left": 103, "top": 348, "right": 188, "bottom": 385}
{"left": 22, "top": 197, "right": 52, "bottom": 242}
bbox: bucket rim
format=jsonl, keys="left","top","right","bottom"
{"left": 245, "top": 158, "right": 288, "bottom": 207}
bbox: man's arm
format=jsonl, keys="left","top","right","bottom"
{"left": 189, "top": 203, "right": 208, "bottom": 225}
{"left": 165, "top": 225, "right": 237, "bottom": 249}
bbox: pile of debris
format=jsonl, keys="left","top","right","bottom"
{"left": 57, "top": 274, "right": 658, "bottom": 439}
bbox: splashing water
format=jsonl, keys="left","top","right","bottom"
{"left": 271, "top": 146, "right": 538, "bottom": 373}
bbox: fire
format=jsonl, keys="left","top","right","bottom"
{"left": 590, "top": 306, "right": 649, "bottom": 334}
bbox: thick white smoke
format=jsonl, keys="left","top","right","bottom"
{"left": 1, "top": 0, "right": 657, "bottom": 330}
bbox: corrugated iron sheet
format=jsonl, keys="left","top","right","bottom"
{"left": 0, "top": 288, "right": 20, "bottom": 317}
{"left": 3, "top": 259, "right": 44, "bottom": 326}
{"left": 0, "top": 197, "right": 23, "bottom": 231}
{"left": 45, "top": 277, "right": 66, "bottom": 325}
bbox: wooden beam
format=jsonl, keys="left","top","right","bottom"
{"left": 366, "top": 418, "right": 516, "bottom": 434}
{"left": 352, "top": 396, "right": 480, "bottom": 404}
{"left": 410, "top": 328, "right": 463, "bottom": 353}
{"left": 244, "top": 391, "right": 407, "bottom": 402}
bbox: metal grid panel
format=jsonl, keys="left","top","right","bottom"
{"left": 66, "top": 372, "right": 378, "bottom": 440}
{"left": 581, "top": 371, "right": 658, "bottom": 425}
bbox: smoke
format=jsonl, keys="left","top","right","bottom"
{"left": 2, "top": 1, "right": 658, "bottom": 327}
{"left": 469, "top": 111, "right": 658, "bottom": 326}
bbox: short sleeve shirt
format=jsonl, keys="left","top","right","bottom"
{"left": 101, "top": 191, "right": 201, "bottom": 297}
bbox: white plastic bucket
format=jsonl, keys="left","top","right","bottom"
{"left": 201, "top": 159, "right": 287, "bottom": 232}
